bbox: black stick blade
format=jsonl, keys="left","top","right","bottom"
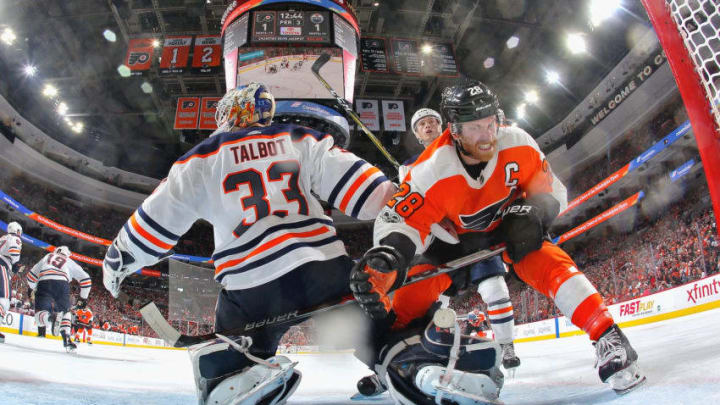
{"left": 312, "top": 53, "right": 332, "bottom": 74}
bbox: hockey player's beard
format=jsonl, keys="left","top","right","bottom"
{"left": 457, "top": 136, "right": 497, "bottom": 163}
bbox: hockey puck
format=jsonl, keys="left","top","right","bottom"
{"left": 433, "top": 308, "right": 457, "bottom": 329}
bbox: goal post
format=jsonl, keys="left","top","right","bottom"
{"left": 642, "top": 0, "right": 720, "bottom": 230}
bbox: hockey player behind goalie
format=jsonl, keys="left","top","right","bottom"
{"left": 27, "top": 246, "right": 92, "bottom": 352}
{"left": 349, "top": 79, "right": 646, "bottom": 403}
{"left": 102, "top": 82, "right": 395, "bottom": 405}
{"left": 0, "top": 221, "right": 22, "bottom": 343}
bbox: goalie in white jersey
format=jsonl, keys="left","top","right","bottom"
{"left": 103, "top": 82, "right": 396, "bottom": 405}
{"left": 27, "top": 246, "right": 91, "bottom": 352}
{"left": 0, "top": 221, "right": 23, "bottom": 343}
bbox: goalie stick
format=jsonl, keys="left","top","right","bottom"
{"left": 311, "top": 53, "right": 400, "bottom": 169}
{"left": 141, "top": 244, "right": 506, "bottom": 348}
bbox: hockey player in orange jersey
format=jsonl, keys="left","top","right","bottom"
{"left": 74, "top": 305, "right": 93, "bottom": 344}
{"left": 350, "top": 79, "right": 646, "bottom": 403}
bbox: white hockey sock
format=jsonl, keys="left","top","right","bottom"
{"left": 477, "top": 276, "right": 515, "bottom": 344}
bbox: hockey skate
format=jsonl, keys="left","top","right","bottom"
{"left": 594, "top": 324, "right": 646, "bottom": 394}
{"left": 0, "top": 331, "right": 5, "bottom": 343}
{"left": 62, "top": 333, "right": 78, "bottom": 354}
{"left": 500, "top": 342, "right": 520, "bottom": 377}
{"left": 351, "top": 374, "right": 388, "bottom": 400}
{"left": 37, "top": 326, "right": 46, "bottom": 338}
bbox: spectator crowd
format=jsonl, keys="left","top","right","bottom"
{"left": 1, "top": 97, "right": 716, "bottom": 347}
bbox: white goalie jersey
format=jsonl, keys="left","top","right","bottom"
{"left": 114, "top": 124, "right": 395, "bottom": 290}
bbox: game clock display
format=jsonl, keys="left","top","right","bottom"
{"left": 252, "top": 10, "right": 331, "bottom": 44}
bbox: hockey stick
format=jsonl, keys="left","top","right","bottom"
{"left": 141, "top": 244, "right": 505, "bottom": 348}
{"left": 311, "top": 53, "right": 400, "bottom": 169}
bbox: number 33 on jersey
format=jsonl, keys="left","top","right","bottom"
{"left": 114, "top": 124, "right": 395, "bottom": 290}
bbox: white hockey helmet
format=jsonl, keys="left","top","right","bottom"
{"left": 411, "top": 108, "right": 442, "bottom": 134}
{"left": 55, "top": 246, "right": 71, "bottom": 257}
{"left": 7, "top": 221, "right": 22, "bottom": 236}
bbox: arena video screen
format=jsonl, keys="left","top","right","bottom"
{"left": 168, "top": 259, "right": 221, "bottom": 325}
{"left": 235, "top": 47, "right": 344, "bottom": 99}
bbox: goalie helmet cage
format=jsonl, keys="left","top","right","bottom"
{"left": 641, "top": 0, "right": 720, "bottom": 235}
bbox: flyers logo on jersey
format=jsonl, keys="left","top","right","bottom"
{"left": 458, "top": 190, "right": 515, "bottom": 231}
{"left": 128, "top": 52, "right": 150, "bottom": 65}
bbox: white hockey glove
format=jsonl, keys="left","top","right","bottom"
{"left": 103, "top": 238, "right": 139, "bottom": 299}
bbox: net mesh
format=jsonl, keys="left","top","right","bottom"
{"left": 666, "top": 0, "right": 720, "bottom": 132}
{"left": 168, "top": 259, "right": 221, "bottom": 326}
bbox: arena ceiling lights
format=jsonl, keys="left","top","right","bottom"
{"left": 546, "top": 70, "right": 560, "bottom": 84}
{"left": 589, "top": 0, "right": 622, "bottom": 27}
{"left": 1, "top": 27, "right": 16, "bottom": 45}
{"left": 566, "top": 33, "right": 587, "bottom": 54}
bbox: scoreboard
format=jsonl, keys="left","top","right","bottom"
{"left": 251, "top": 10, "right": 331, "bottom": 44}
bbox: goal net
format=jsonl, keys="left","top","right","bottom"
{"left": 167, "top": 259, "right": 221, "bottom": 326}
{"left": 642, "top": 0, "right": 720, "bottom": 226}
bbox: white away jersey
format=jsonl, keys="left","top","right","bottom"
{"left": 115, "top": 124, "right": 395, "bottom": 290}
{"left": 27, "top": 253, "right": 92, "bottom": 299}
{"left": 0, "top": 233, "right": 22, "bottom": 269}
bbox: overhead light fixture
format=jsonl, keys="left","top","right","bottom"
{"left": 506, "top": 35, "right": 519, "bottom": 49}
{"left": 141, "top": 82, "right": 153, "bottom": 94}
{"left": 103, "top": 29, "right": 117, "bottom": 42}
{"left": 421, "top": 43, "right": 433, "bottom": 54}
{"left": 525, "top": 90, "right": 539, "bottom": 104}
{"left": 72, "top": 122, "right": 84, "bottom": 133}
{"left": 42, "top": 84, "right": 58, "bottom": 98}
{"left": 1, "top": 28, "right": 16, "bottom": 45}
{"left": 546, "top": 70, "right": 560, "bottom": 84}
{"left": 483, "top": 57, "right": 495, "bottom": 69}
{"left": 373, "top": 2, "right": 380, "bottom": 7}
{"left": 590, "top": 0, "right": 621, "bottom": 27}
{"left": 117, "top": 64, "right": 132, "bottom": 77}
{"left": 57, "top": 102, "right": 68, "bottom": 116}
{"left": 23, "top": 65, "right": 37, "bottom": 76}
{"left": 152, "top": 39, "right": 161, "bottom": 47}
{"left": 567, "top": 33, "right": 587, "bottom": 54}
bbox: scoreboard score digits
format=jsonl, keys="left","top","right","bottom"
{"left": 252, "top": 10, "right": 331, "bottom": 44}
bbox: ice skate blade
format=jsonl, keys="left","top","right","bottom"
{"left": 350, "top": 392, "right": 389, "bottom": 401}
{"left": 609, "top": 362, "right": 646, "bottom": 394}
{"left": 434, "top": 385, "right": 504, "bottom": 405}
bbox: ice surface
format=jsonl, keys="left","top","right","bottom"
{"left": 1, "top": 308, "right": 719, "bottom": 404}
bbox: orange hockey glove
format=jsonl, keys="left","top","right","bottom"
{"left": 349, "top": 246, "right": 408, "bottom": 320}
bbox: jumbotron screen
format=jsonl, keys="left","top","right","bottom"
{"left": 235, "top": 47, "right": 346, "bottom": 99}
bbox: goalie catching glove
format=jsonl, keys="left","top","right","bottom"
{"left": 499, "top": 193, "right": 560, "bottom": 263}
{"left": 102, "top": 238, "right": 174, "bottom": 299}
{"left": 349, "top": 246, "right": 408, "bottom": 320}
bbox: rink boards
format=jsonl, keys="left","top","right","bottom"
{"left": 3, "top": 272, "right": 719, "bottom": 350}
{"left": 515, "top": 272, "right": 720, "bottom": 342}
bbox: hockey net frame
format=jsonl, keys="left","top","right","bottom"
{"left": 642, "top": 0, "right": 720, "bottom": 231}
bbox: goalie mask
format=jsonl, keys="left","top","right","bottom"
{"left": 215, "top": 82, "right": 276, "bottom": 131}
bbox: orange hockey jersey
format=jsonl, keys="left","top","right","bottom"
{"left": 75, "top": 308, "right": 93, "bottom": 326}
{"left": 374, "top": 126, "right": 567, "bottom": 253}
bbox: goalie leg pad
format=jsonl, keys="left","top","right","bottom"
{"left": 205, "top": 355, "right": 301, "bottom": 405}
{"left": 190, "top": 339, "right": 302, "bottom": 405}
{"left": 378, "top": 320, "right": 503, "bottom": 405}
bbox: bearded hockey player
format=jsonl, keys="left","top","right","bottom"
{"left": 354, "top": 105, "right": 521, "bottom": 400}
{"left": 27, "top": 246, "right": 92, "bottom": 352}
{"left": 349, "top": 79, "right": 646, "bottom": 403}
{"left": 102, "top": 82, "right": 396, "bottom": 405}
{"left": 403, "top": 107, "right": 520, "bottom": 369}
{"left": 0, "top": 221, "right": 22, "bottom": 343}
